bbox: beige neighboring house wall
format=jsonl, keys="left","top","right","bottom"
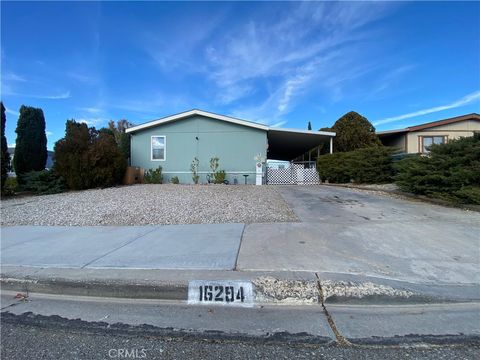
{"left": 377, "top": 113, "right": 480, "bottom": 154}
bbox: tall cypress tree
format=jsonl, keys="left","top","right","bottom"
{"left": 13, "top": 105, "right": 48, "bottom": 182}
{"left": 1, "top": 102, "right": 11, "bottom": 190}
{"left": 307, "top": 121, "right": 312, "bottom": 130}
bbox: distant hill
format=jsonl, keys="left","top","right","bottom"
{"left": 7, "top": 147, "right": 55, "bottom": 172}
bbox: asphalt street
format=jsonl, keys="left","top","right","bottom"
{"left": 2, "top": 320, "right": 479, "bottom": 360}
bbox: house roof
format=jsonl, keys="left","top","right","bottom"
{"left": 125, "top": 109, "right": 269, "bottom": 133}
{"left": 377, "top": 113, "right": 480, "bottom": 136}
{"left": 126, "top": 109, "right": 335, "bottom": 161}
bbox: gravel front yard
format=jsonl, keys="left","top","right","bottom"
{"left": 1, "top": 185, "right": 298, "bottom": 226}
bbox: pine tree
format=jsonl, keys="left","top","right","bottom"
{"left": 307, "top": 121, "right": 312, "bottom": 130}
{"left": 13, "top": 105, "right": 47, "bottom": 182}
{"left": 1, "top": 102, "right": 11, "bottom": 190}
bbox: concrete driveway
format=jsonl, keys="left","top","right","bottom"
{"left": 237, "top": 186, "right": 480, "bottom": 285}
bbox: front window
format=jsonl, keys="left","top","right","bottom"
{"left": 151, "top": 136, "right": 166, "bottom": 161}
{"left": 422, "top": 136, "right": 445, "bottom": 153}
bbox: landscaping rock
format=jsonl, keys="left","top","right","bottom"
{"left": 0, "top": 184, "right": 298, "bottom": 226}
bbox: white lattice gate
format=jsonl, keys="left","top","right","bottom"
{"left": 266, "top": 161, "right": 319, "bottom": 185}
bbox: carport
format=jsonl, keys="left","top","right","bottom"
{"left": 265, "top": 128, "right": 335, "bottom": 185}
{"left": 267, "top": 128, "right": 335, "bottom": 161}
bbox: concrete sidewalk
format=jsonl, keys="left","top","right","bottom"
{"left": 1, "top": 224, "right": 244, "bottom": 270}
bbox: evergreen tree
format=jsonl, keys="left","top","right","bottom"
{"left": 307, "top": 121, "right": 312, "bottom": 130}
{"left": 331, "top": 111, "right": 381, "bottom": 152}
{"left": 54, "top": 120, "right": 92, "bottom": 190}
{"left": 13, "top": 106, "right": 48, "bottom": 182}
{"left": 108, "top": 119, "right": 133, "bottom": 161}
{"left": 54, "top": 120, "right": 126, "bottom": 190}
{"left": 1, "top": 102, "right": 11, "bottom": 190}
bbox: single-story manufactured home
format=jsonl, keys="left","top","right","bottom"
{"left": 377, "top": 113, "right": 480, "bottom": 154}
{"left": 126, "top": 109, "right": 335, "bottom": 184}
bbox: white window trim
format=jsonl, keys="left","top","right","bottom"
{"left": 419, "top": 135, "right": 447, "bottom": 153}
{"left": 151, "top": 135, "right": 166, "bottom": 161}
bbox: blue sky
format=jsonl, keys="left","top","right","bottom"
{"left": 1, "top": 1, "right": 479, "bottom": 149}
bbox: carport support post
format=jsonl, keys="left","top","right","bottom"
{"left": 329, "top": 137, "right": 333, "bottom": 154}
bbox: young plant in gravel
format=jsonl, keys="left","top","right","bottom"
{"left": 209, "top": 156, "right": 219, "bottom": 182}
{"left": 144, "top": 166, "right": 163, "bottom": 184}
{"left": 191, "top": 157, "right": 200, "bottom": 184}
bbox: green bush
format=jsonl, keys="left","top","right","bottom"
{"left": 395, "top": 134, "right": 480, "bottom": 204}
{"left": 214, "top": 170, "right": 226, "bottom": 184}
{"left": 170, "top": 176, "right": 179, "bottom": 184}
{"left": 21, "top": 170, "right": 65, "bottom": 195}
{"left": 317, "top": 146, "right": 395, "bottom": 184}
{"left": 2, "top": 177, "right": 18, "bottom": 196}
{"left": 54, "top": 121, "right": 127, "bottom": 190}
{"left": 144, "top": 166, "right": 163, "bottom": 184}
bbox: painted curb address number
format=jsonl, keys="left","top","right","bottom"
{"left": 188, "top": 280, "right": 254, "bottom": 307}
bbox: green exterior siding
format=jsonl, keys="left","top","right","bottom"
{"left": 130, "top": 115, "right": 267, "bottom": 184}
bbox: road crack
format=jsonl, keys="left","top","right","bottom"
{"left": 315, "top": 272, "right": 353, "bottom": 347}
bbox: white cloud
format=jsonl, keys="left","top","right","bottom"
{"left": 78, "top": 118, "right": 105, "bottom": 127}
{"left": 42, "top": 91, "right": 71, "bottom": 100}
{"left": 46, "top": 131, "right": 53, "bottom": 137}
{"left": 205, "top": 0, "right": 393, "bottom": 120}
{"left": 4, "top": 90, "right": 71, "bottom": 100}
{"left": 67, "top": 72, "right": 98, "bottom": 84}
{"left": 270, "top": 120, "right": 287, "bottom": 128}
{"left": 373, "top": 90, "right": 480, "bottom": 126}
{"left": 5, "top": 107, "right": 19, "bottom": 116}
{"left": 79, "top": 107, "right": 102, "bottom": 114}
{"left": 3, "top": 72, "right": 26, "bottom": 82}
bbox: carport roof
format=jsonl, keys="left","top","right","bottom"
{"left": 126, "top": 109, "right": 335, "bottom": 161}
{"left": 267, "top": 128, "right": 335, "bottom": 160}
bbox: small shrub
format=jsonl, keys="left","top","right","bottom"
{"left": 2, "top": 177, "right": 18, "bottom": 196}
{"left": 170, "top": 176, "right": 179, "bottom": 184}
{"left": 21, "top": 170, "right": 66, "bottom": 195}
{"left": 191, "top": 157, "right": 200, "bottom": 184}
{"left": 214, "top": 170, "right": 226, "bottom": 184}
{"left": 144, "top": 166, "right": 163, "bottom": 184}
{"left": 317, "top": 146, "right": 394, "bottom": 184}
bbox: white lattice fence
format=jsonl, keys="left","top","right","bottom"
{"left": 266, "top": 168, "right": 294, "bottom": 185}
{"left": 267, "top": 162, "right": 320, "bottom": 185}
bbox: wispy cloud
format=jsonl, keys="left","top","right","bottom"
{"left": 3, "top": 72, "right": 26, "bottom": 82}
{"left": 4, "top": 90, "right": 71, "bottom": 100}
{"left": 67, "top": 72, "right": 98, "bottom": 85}
{"left": 79, "top": 106, "right": 102, "bottom": 114}
{"left": 5, "top": 107, "right": 19, "bottom": 116}
{"left": 373, "top": 90, "right": 480, "bottom": 126}
{"left": 270, "top": 120, "right": 287, "bottom": 128}
{"left": 42, "top": 91, "right": 71, "bottom": 99}
{"left": 205, "top": 1, "right": 394, "bottom": 121}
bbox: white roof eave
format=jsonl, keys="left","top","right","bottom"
{"left": 125, "top": 109, "right": 269, "bottom": 133}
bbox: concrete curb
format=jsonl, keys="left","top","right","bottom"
{"left": 1, "top": 266, "right": 478, "bottom": 305}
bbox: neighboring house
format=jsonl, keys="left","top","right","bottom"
{"left": 7, "top": 147, "right": 55, "bottom": 176}
{"left": 126, "top": 109, "right": 335, "bottom": 184}
{"left": 377, "top": 113, "right": 480, "bottom": 154}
